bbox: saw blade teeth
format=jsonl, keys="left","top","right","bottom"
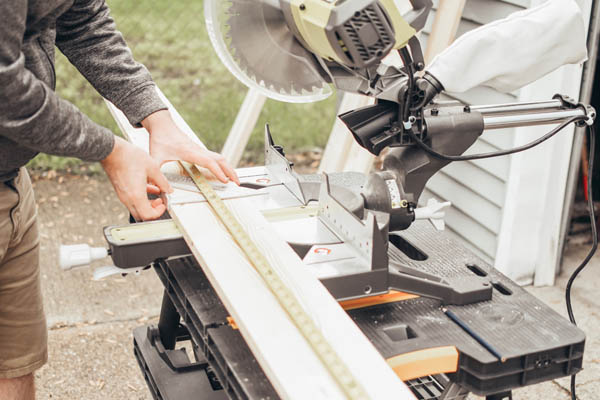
{"left": 217, "top": 0, "right": 328, "bottom": 99}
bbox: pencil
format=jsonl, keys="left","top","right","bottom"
{"left": 443, "top": 307, "right": 507, "bottom": 363}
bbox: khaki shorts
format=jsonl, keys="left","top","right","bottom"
{"left": 0, "top": 168, "right": 47, "bottom": 379}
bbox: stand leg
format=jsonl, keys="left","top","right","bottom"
{"left": 158, "top": 291, "right": 180, "bottom": 350}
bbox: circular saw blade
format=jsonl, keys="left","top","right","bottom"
{"left": 205, "top": 0, "right": 332, "bottom": 103}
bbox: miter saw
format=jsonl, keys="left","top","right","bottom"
{"left": 64, "top": 0, "right": 595, "bottom": 305}
{"left": 206, "top": 0, "right": 595, "bottom": 235}
{"left": 198, "top": 0, "right": 595, "bottom": 303}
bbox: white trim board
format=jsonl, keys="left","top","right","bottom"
{"left": 105, "top": 89, "right": 414, "bottom": 399}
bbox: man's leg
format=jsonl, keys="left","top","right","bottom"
{"left": 0, "top": 168, "right": 47, "bottom": 399}
{"left": 0, "top": 374, "right": 34, "bottom": 400}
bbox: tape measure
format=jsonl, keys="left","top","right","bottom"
{"left": 179, "top": 162, "right": 368, "bottom": 399}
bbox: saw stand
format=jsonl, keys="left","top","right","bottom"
{"left": 134, "top": 260, "right": 498, "bottom": 400}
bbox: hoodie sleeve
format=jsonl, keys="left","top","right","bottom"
{"left": 0, "top": 0, "right": 115, "bottom": 161}
{"left": 56, "top": 0, "right": 167, "bottom": 127}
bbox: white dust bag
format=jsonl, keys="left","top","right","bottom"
{"left": 426, "top": 0, "right": 588, "bottom": 93}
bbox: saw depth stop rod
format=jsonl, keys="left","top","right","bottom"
{"left": 179, "top": 161, "right": 369, "bottom": 399}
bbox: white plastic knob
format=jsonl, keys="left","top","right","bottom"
{"left": 59, "top": 244, "right": 108, "bottom": 271}
{"left": 414, "top": 198, "right": 452, "bottom": 231}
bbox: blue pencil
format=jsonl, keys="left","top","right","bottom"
{"left": 443, "top": 307, "right": 507, "bottom": 363}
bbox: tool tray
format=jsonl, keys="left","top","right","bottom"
{"left": 134, "top": 222, "right": 584, "bottom": 399}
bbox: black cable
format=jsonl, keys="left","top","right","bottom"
{"left": 566, "top": 123, "right": 597, "bottom": 400}
{"left": 405, "top": 115, "right": 587, "bottom": 161}
{"left": 398, "top": 48, "right": 416, "bottom": 123}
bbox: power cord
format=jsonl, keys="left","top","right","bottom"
{"left": 566, "top": 123, "right": 597, "bottom": 400}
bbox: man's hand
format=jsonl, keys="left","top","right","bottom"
{"left": 101, "top": 109, "right": 238, "bottom": 221}
{"left": 142, "top": 110, "right": 240, "bottom": 185}
{"left": 101, "top": 136, "right": 172, "bottom": 221}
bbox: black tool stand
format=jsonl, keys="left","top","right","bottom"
{"left": 134, "top": 256, "right": 278, "bottom": 400}
{"left": 132, "top": 222, "right": 584, "bottom": 400}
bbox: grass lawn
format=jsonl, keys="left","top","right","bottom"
{"left": 29, "top": 0, "right": 338, "bottom": 170}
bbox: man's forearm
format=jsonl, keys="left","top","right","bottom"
{"left": 56, "top": 0, "right": 166, "bottom": 126}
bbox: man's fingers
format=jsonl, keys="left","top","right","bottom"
{"left": 133, "top": 194, "right": 165, "bottom": 221}
{"left": 203, "top": 159, "right": 229, "bottom": 183}
{"left": 102, "top": 137, "right": 171, "bottom": 221}
{"left": 217, "top": 158, "right": 240, "bottom": 185}
{"left": 128, "top": 194, "right": 165, "bottom": 222}
{"left": 153, "top": 203, "right": 167, "bottom": 216}
{"left": 151, "top": 198, "right": 164, "bottom": 208}
{"left": 146, "top": 184, "right": 161, "bottom": 195}
{"left": 148, "top": 164, "right": 173, "bottom": 194}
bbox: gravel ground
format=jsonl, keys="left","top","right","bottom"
{"left": 29, "top": 171, "right": 599, "bottom": 399}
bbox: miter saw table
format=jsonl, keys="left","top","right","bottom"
{"left": 90, "top": 135, "right": 583, "bottom": 400}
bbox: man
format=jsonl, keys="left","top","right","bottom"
{"left": 0, "top": 0, "right": 239, "bottom": 398}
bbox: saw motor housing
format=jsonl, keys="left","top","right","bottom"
{"left": 280, "top": 0, "right": 418, "bottom": 68}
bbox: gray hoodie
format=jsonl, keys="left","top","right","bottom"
{"left": 0, "top": 0, "right": 167, "bottom": 181}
